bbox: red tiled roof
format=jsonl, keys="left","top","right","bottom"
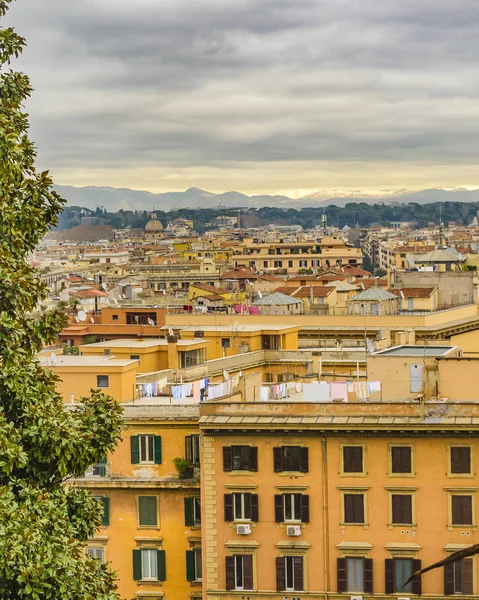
{"left": 388, "top": 287, "right": 437, "bottom": 298}
{"left": 220, "top": 268, "right": 258, "bottom": 280}
{"left": 290, "top": 285, "right": 334, "bottom": 298}
{"left": 69, "top": 289, "right": 107, "bottom": 299}
{"left": 191, "top": 283, "right": 228, "bottom": 295}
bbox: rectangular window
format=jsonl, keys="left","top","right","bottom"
{"left": 391, "top": 494, "right": 413, "bottom": 525}
{"left": 385, "top": 558, "right": 421, "bottom": 595}
{"left": 391, "top": 446, "right": 412, "bottom": 474}
{"left": 138, "top": 496, "right": 158, "bottom": 527}
{"left": 394, "top": 559, "right": 413, "bottom": 593}
{"left": 140, "top": 435, "right": 155, "bottom": 463}
{"left": 112, "top": 314, "right": 119, "bottom": 321}
{"left": 226, "top": 555, "right": 253, "bottom": 591}
{"left": 445, "top": 558, "right": 473, "bottom": 595}
{"left": 87, "top": 547, "right": 104, "bottom": 561}
{"left": 96, "top": 375, "right": 109, "bottom": 388}
{"left": 276, "top": 556, "right": 304, "bottom": 591}
{"left": 223, "top": 446, "right": 258, "bottom": 471}
{"left": 275, "top": 493, "right": 309, "bottom": 523}
{"left": 184, "top": 496, "right": 201, "bottom": 526}
{"left": 452, "top": 495, "right": 473, "bottom": 525}
{"left": 343, "top": 494, "right": 365, "bottom": 524}
{"left": 337, "top": 558, "right": 373, "bottom": 593}
{"left": 273, "top": 447, "right": 309, "bottom": 472}
{"left": 185, "top": 435, "right": 201, "bottom": 465}
{"left": 141, "top": 548, "right": 158, "bottom": 580}
{"left": 186, "top": 548, "right": 202, "bottom": 582}
{"left": 450, "top": 447, "right": 471, "bottom": 474}
{"left": 93, "top": 496, "right": 110, "bottom": 527}
{"left": 288, "top": 260, "right": 293, "bottom": 268}
{"left": 343, "top": 446, "right": 363, "bottom": 474}
{"left": 224, "top": 493, "right": 258, "bottom": 522}
{"left": 130, "top": 354, "right": 140, "bottom": 361}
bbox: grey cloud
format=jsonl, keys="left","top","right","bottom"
{"left": 5, "top": 0, "right": 479, "bottom": 187}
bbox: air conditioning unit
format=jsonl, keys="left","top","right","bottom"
{"left": 351, "top": 596, "right": 363, "bottom": 600}
{"left": 236, "top": 524, "right": 251, "bottom": 535}
{"left": 398, "top": 597, "right": 410, "bottom": 600}
{"left": 286, "top": 525, "right": 302, "bottom": 536}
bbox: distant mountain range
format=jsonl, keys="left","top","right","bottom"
{"left": 54, "top": 185, "right": 479, "bottom": 212}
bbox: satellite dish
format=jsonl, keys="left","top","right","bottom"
{"left": 147, "top": 318, "right": 154, "bottom": 326}
{"left": 90, "top": 317, "right": 95, "bottom": 324}
{"left": 246, "top": 280, "right": 251, "bottom": 285}
{"left": 122, "top": 294, "right": 127, "bottom": 299}
{"left": 77, "top": 310, "right": 87, "bottom": 322}
{"left": 366, "top": 338, "right": 375, "bottom": 354}
{"left": 101, "top": 282, "right": 107, "bottom": 290}
{"left": 75, "top": 316, "right": 79, "bottom": 323}
{"left": 161, "top": 289, "right": 166, "bottom": 295}
{"left": 168, "top": 328, "right": 174, "bottom": 336}
{"left": 113, "top": 298, "right": 118, "bottom": 305}
{"left": 360, "top": 283, "right": 365, "bottom": 290}
{"left": 257, "top": 290, "right": 263, "bottom": 299}
{"left": 400, "top": 290, "right": 405, "bottom": 299}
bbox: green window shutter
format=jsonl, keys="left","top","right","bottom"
{"left": 132, "top": 549, "right": 142, "bottom": 580}
{"left": 184, "top": 497, "right": 194, "bottom": 526}
{"left": 130, "top": 435, "right": 140, "bottom": 464}
{"left": 100, "top": 497, "right": 110, "bottom": 526}
{"left": 154, "top": 435, "right": 162, "bottom": 464}
{"left": 139, "top": 496, "right": 158, "bottom": 527}
{"left": 99, "top": 456, "right": 107, "bottom": 464}
{"left": 157, "top": 549, "right": 166, "bottom": 581}
{"left": 186, "top": 550, "right": 196, "bottom": 581}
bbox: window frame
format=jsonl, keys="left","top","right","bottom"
{"left": 86, "top": 546, "right": 105, "bottom": 562}
{"left": 141, "top": 547, "right": 159, "bottom": 581}
{"left": 388, "top": 490, "right": 416, "bottom": 527}
{"left": 448, "top": 491, "right": 476, "bottom": 529}
{"left": 96, "top": 375, "right": 109, "bottom": 388}
{"left": 448, "top": 445, "right": 474, "bottom": 478}
{"left": 389, "top": 444, "right": 415, "bottom": 477}
{"left": 137, "top": 495, "right": 159, "bottom": 529}
{"left": 284, "top": 555, "right": 304, "bottom": 592}
{"left": 283, "top": 493, "right": 302, "bottom": 522}
{"left": 139, "top": 434, "right": 155, "bottom": 464}
{"left": 339, "top": 487, "right": 369, "bottom": 528}
{"left": 340, "top": 444, "right": 366, "bottom": 477}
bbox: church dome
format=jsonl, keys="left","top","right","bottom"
{"left": 145, "top": 213, "right": 164, "bottom": 231}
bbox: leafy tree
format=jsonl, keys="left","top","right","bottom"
{"left": 0, "top": 2, "right": 125, "bottom": 598}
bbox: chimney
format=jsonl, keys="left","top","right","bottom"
{"left": 167, "top": 335, "right": 179, "bottom": 370}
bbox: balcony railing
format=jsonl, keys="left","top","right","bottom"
{"left": 83, "top": 462, "right": 110, "bottom": 478}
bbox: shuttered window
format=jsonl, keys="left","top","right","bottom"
{"left": 391, "top": 446, "right": 412, "bottom": 474}
{"left": 343, "top": 446, "right": 363, "bottom": 473}
{"left": 452, "top": 495, "right": 473, "bottom": 525}
{"left": 185, "top": 435, "right": 201, "bottom": 465}
{"left": 273, "top": 447, "right": 309, "bottom": 472}
{"left": 94, "top": 496, "right": 110, "bottom": 527}
{"left": 138, "top": 496, "right": 158, "bottom": 527}
{"left": 274, "top": 494, "right": 309, "bottom": 523}
{"left": 186, "top": 548, "right": 202, "bottom": 582}
{"left": 184, "top": 497, "right": 201, "bottom": 526}
{"left": 391, "top": 494, "right": 413, "bottom": 525}
{"left": 133, "top": 548, "right": 166, "bottom": 581}
{"left": 450, "top": 447, "right": 471, "bottom": 474}
{"left": 444, "top": 558, "right": 473, "bottom": 595}
{"left": 276, "top": 556, "right": 304, "bottom": 591}
{"left": 130, "top": 435, "right": 162, "bottom": 464}
{"left": 343, "top": 494, "right": 365, "bottom": 524}
{"left": 86, "top": 547, "right": 105, "bottom": 561}
{"left": 337, "top": 557, "right": 373, "bottom": 593}
{"left": 223, "top": 446, "right": 258, "bottom": 471}
{"left": 385, "top": 558, "right": 421, "bottom": 595}
{"left": 225, "top": 555, "right": 253, "bottom": 591}
{"left": 224, "top": 493, "right": 259, "bottom": 522}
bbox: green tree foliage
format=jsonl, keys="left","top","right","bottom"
{"left": 0, "top": 2, "right": 125, "bottom": 597}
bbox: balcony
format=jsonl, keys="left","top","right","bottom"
{"left": 83, "top": 462, "right": 110, "bottom": 478}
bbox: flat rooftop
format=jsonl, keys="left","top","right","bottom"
{"left": 80, "top": 338, "right": 206, "bottom": 349}
{"left": 38, "top": 356, "right": 137, "bottom": 367}
{"left": 171, "top": 324, "right": 299, "bottom": 333}
{"left": 373, "top": 345, "right": 456, "bottom": 357}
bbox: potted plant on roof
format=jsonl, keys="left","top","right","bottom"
{"left": 173, "top": 457, "right": 194, "bottom": 479}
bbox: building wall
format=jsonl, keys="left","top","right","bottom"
{"left": 202, "top": 429, "right": 479, "bottom": 599}
{"left": 392, "top": 271, "right": 478, "bottom": 306}
{"left": 49, "top": 365, "right": 137, "bottom": 403}
{"left": 80, "top": 345, "right": 165, "bottom": 373}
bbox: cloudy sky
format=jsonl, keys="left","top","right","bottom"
{"left": 5, "top": 0, "right": 479, "bottom": 196}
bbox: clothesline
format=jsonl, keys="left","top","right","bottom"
{"left": 260, "top": 380, "right": 382, "bottom": 402}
